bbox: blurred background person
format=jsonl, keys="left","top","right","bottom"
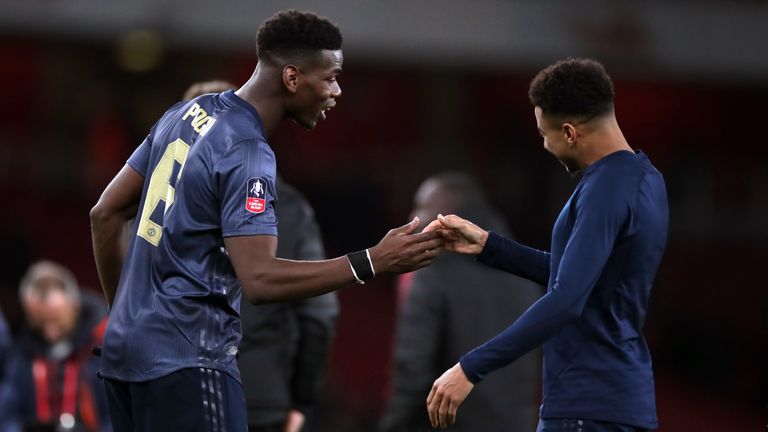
{"left": 182, "top": 80, "right": 339, "bottom": 432}
{"left": 0, "top": 261, "right": 110, "bottom": 432}
{"left": 380, "top": 172, "right": 542, "bottom": 432}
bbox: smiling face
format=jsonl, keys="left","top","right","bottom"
{"left": 287, "top": 49, "right": 343, "bottom": 129}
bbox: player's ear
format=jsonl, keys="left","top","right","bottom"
{"left": 282, "top": 65, "right": 300, "bottom": 94}
{"left": 562, "top": 122, "right": 578, "bottom": 147}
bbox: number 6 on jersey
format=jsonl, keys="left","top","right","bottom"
{"left": 137, "top": 139, "right": 190, "bottom": 246}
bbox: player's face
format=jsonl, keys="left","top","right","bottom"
{"left": 291, "top": 49, "right": 343, "bottom": 129}
{"left": 535, "top": 107, "right": 580, "bottom": 175}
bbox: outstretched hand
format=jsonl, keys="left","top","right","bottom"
{"left": 369, "top": 217, "right": 443, "bottom": 274}
{"left": 422, "top": 214, "right": 488, "bottom": 255}
{"left": 426, "top": 362, "right": 474, "bottom": 429}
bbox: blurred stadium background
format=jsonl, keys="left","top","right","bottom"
{"left": 1, "top": 1, "right": 766, "bottom": 430}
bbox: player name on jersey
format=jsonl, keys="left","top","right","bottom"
{"left": 182, "top": 102, "right": 216, "bottom": 135}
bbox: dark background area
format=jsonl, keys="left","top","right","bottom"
{"left": 1, "top": 2, "right": 767, "bottom": 430}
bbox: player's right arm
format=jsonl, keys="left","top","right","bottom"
{"left": 90, "top": 164, "right": 145, "bottom": 307}
{"left": 425, "top": 214, "right": 550, "bottom": 285}
{"left": 224, "top": 217, "right": 442, "bottom": 304}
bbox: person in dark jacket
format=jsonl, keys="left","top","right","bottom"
{"left": 380, "top": 172, "right": 542, "bottom": 432}
{"left": 238, "top": 178, "right": 339, "bottom": 432}
{"left": 0, "top": 260, "right": 111, "bottom": 432}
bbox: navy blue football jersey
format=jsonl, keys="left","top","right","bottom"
{"left": 101, "top": 90, "right": 278, "bottom": 382}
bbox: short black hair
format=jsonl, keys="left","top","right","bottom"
{"left": 257, "top": 10, "right": 342, "bottom": 63}
{"left": 528, "top": 58, "right": 614, "bottom": 120}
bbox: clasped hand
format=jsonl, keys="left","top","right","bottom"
{"left": 369, "top": 217, "right": 445, "bottom": 274}
{"left": 421, "top": 214, "right": 489, "bottom": 255}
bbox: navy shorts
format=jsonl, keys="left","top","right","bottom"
{"left": 103, "top": 367, "right": 247, "bottom": 432}
{"left": 537, "top": 418, "right": 652, "bottom": 432}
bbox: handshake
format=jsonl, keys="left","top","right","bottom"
{"left": 366, "top": 214, "right": 490, "bottom": 276}
{"left": 421, "top": 214, "right": 489, "bottom": 255}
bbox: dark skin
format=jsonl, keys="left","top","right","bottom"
{"left": 90, "top": 49, "right": 442, "bottom": 307}
{"left": 90, "top": 164, "right": 143, "bottom": 306}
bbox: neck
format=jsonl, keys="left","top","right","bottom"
{"left": 577, "top": 114, "right": 633, "bottom": 169}
{"left": 235, "top": 63, "right": 286, "bottom": 138}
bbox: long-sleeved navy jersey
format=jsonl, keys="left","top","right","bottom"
{"left": 460, "top": 150, "right": 668, "bottom": 429}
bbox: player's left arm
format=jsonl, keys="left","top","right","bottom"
{"left": 427, "top": 178, "right": 629, "bottom": 429}
{"left": 90, "top": 164, "right": 144, "bottom": 307}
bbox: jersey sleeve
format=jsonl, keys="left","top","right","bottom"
{"left": 459, "top": 176, "right": 629, "bottom": 383}
{"left": 126, "top": 133, "right": 153, "bottom": 177}
{"left": 476, "top": 232, "right": 551, "bottom": 286}
{"left": 216, "top": 139, "right": 278, "bottom": 237}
